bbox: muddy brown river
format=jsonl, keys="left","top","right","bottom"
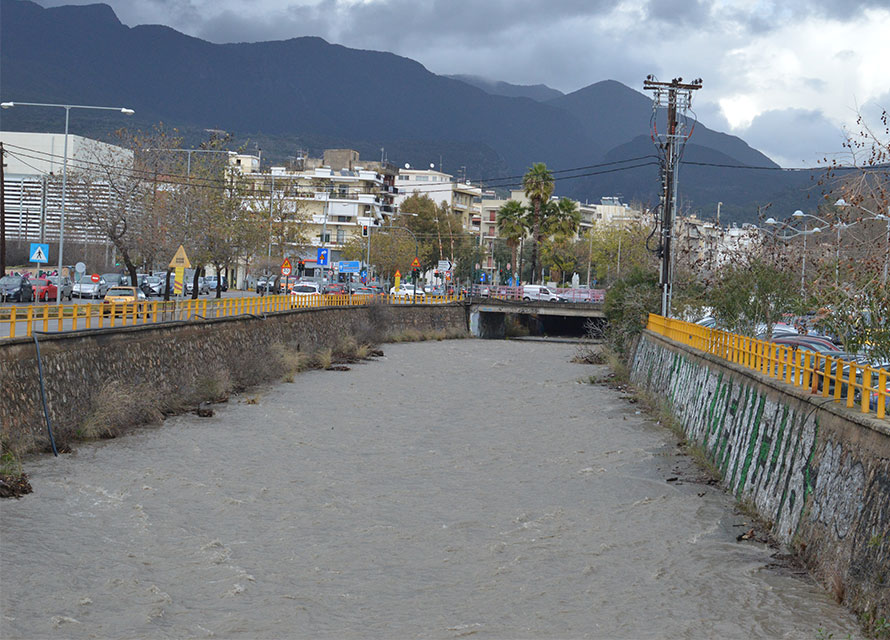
{"left": 1, "top": 340, "right": 863, "bottom": 638}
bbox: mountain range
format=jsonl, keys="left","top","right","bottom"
{"left": 0, "top": 0, "right": 824, "bottom": 224}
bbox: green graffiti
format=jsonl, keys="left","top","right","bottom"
{"left": 766, "top": 405, "right": 789, "bottom": 485}
{"left": 800, "top": 420, "right": 820, "bottom": 527}
{"left": 704, "top": 373, "right": 724, "bottom": 447}
{"left": 736, "top": 394, "right": 766, "bottom": 498}
{"left": 776, "top": 413, "right": 803, "bottom": 528}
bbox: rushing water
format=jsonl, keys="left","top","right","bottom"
{"left": 1, "top": 340, "right": 862, "bottom": 639}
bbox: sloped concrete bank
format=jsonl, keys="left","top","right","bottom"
{"left": 0, "top": 303, "right": 467, "bottom": 457}
{"left": 631, "top": 329, "right": 890, "bottom": 625}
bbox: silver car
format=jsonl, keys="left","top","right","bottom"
{"left": 47, "top": 275, "right": 74, "bottom": 301}
{"left": 73, "top": 277, "right": 107, "bottom": 299}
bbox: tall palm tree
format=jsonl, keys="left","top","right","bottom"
{"left": 522, "top": 162, "right": 555, "bottom": 283}
{"left": 496, "top": 199, "right": 526, "bottom": 284}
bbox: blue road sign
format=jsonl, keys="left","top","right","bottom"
{"left": 317, "top": 247, "right": 329, "bottom": 266}
{"left": 360, "top": 269, "right": 367, "bottom": 284}
{"left": 29, "top": 243, "right": 50, "bottom": 264}
{"left": 337, "top": 260, "right": 361, "bottom": 274}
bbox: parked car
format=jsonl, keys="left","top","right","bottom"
{"left": 204, "top": 275, "right": 228, "bottom": 292}
{"left": 144, "top": 275, "right": 165, "bottom": 296}
{"left": 32, "top": 278, "right": 59, "bottom": 302}
{"left": 0, "top": 275, "right": 35, "bottom": 302}
{"left": 256, "top": 276, "right": 281, "bottom": 294}
{"left": 102, "top": 286, "right": 147, "bottom": 316}
{"left": 522, "top": 285, "right": 564, "bottom": 302}
{"left": 102, "top": 273, "right": 125, "bottom": 288}
{"left": 47, "top": 275, "right": 73, "bottom": 301}
{"left": 185, "top": 277, "right": 210, "bottom": 296}
{"left": 73, "top": 276, "right": 108, "bottom": 299}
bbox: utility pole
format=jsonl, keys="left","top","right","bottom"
{"left": 0, "top": 142, "right": 6, "bottom": 277}
{"left": 643, "top": 76, "right": 702, "bottom": 317}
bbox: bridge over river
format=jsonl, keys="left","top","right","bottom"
{"left": 0, "top": 339, "right": 861, "bottom": 638}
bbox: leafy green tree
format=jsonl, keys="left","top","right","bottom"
{"left": 522, "top": 162, "right": 554, "bottom": 284}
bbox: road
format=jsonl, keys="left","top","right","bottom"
{"left": 0, "top": 340, "right": 862, "bottom": 638}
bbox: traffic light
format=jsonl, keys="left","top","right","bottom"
{"left": 411, "top": 267, "right": 419, "bottom": 282}
{"left": 297, "top": 259, "right": 305, "bottom": 277}
{"left": 361, "top": 225, "right": 369, "bottom": 237}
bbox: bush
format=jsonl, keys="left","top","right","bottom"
{"left": 603, "top": 267, "right": 660, "bottom": 359}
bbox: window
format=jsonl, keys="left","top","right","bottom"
{"left": 337, "top": 216, "right": 350, "bottom": 223}
{"left": 337, "top": 228, "right": 346, "bottom": 243}
{"left": 489, "top": 211, "right": 496, "bottom": 222}
{"left": 320, "top": 232, "right": 331, "bottom": 244}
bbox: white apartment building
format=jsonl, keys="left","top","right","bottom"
{"left": 231, "top": 152, "right": 390, "bottom": 266}
{"left": 394, "top": 167, "right": 481, "bottom": 226}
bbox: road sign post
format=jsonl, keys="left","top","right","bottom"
{"left": 30, "top": 243, "right": 49, "bottom": 265}
{"left": 169, "top": 244, "right": 191, "bottom": 296}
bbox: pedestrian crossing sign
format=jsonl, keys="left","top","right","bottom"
{"left": 29, "top": 243, "right": 49, "bottom": 263}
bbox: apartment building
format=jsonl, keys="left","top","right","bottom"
{"left": 394, "top": 167, "right": 481, "bottom": 225}
{"left": 230, "top": 149, "right": 392, "bottom": 265}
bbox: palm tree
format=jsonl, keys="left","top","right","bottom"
{"left": 522, "top": 162, "right": 555, "bottom": 283}
{"left": 496, "top": 199, "right": 526, "bottom": 285}
{"left": 542, "top": 197, "right": 581, "bottom": 237}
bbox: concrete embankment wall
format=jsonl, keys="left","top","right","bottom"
{"left": 0, "top": 303, "right": 467, "bottom": 456}
{"left": 631, "top": 330, "right": 890, "bottom": 622}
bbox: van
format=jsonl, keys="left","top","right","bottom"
{"left": 522, "top": 284, "right": 563, "bottom": 302}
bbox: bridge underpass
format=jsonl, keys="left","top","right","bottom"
{"left": 468, "top": 298, "right": 606, "bottom": 339}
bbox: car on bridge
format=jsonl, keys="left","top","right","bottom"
{"left": 522, "top": 285, "right": 565, "bottom": 302}
{"left": 102, "top": 286, "right": 148, "bottom": 316}
{"left": 73, "top": 276, "right": 108, "bottom": 299}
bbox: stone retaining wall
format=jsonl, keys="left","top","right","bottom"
{"left": 0, "top": 303, "right": 467, "bottom": 456}
{"left": 631, "top": 330, "right": 890, "bottom": 624}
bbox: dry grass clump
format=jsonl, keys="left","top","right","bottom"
{"left": 314, "top": 348, "right": 334, "bottom": 369}
{"left": 193, "top": 367, "right": 234, "bottom": 403}
{"left": 356, "top": 343, "right": 372, "bottom": 359}
{"left": 334, "top": 335, "right": 360, "bottom": 359}
{"left": 271, "top": 343, "right": 311, "bottom": 382}
{"left": 79, "top": 381, "right": 163, "bottom": 439}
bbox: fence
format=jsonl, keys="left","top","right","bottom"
{"left": 0, "top": 293, "right": 463, "bottom": 340}
{"left": 647, "top": 314, "right": 889, "bottom": 420}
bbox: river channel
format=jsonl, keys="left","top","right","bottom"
{"left": 1, "top": 340, "right": 863, "bottom": 639}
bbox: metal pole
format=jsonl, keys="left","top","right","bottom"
{"left": 835, "top": 225, "right": 840, "bottom": 286}
{"left": 267, "top": 176, "right": 274, "bottom": 258}
{"left": 56, "top": 106, "right": 70, "bottom": 306}
{"left": 801, "top": 222, "right": 806, "bottom": 296}
{"left": 586, "top": 227, "right": 593, "bottom": 288}
{"left": 884, "top": 213, "right": 889, "bottom": 287}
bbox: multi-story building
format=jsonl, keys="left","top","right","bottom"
{"left": 230, "top": 149, "right": 393, "bottom": 268}
{"left": 394, "top": 168, "right": 481, "bottom": 226}
{"left": 0, "top": 131, "right": 133, "bottom": 246}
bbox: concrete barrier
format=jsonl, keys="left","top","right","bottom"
{"left": 632, "top": 329, "right": 889, "bottom": 624}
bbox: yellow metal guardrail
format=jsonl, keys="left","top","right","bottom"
{"left": 647, "top": 314, "right": 888, "bottom": 420}
{"left": 0, "top": 293, "right": 463, "bottom": 340}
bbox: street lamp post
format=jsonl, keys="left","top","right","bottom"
{"left": 835, "top": 199, "right": 890, "bottom": 287}
{"left": 1, "top": 101, "right": 134, "bottom": 305}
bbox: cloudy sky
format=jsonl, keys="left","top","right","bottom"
{"left": 39, "top": 0, "right": 890, "bottom": 167}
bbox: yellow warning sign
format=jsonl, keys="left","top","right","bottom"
{"left": 394, "top": 270, "right": 401, "bottom": 290}
{"left": 411, "top": 257, "right": 421, "bottom": 268}
{"left": 169, "top": 245, "right": 191, "bottom": 269}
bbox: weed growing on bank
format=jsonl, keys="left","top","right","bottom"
{"left": 80, "top": 381, "right": 163, "bottom": 440}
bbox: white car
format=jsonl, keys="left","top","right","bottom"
{"left": 290, "top": 282, "right": 321, "bottom": 296}
{"left": 390, "top": 284, "right": 425, "bottom": 299}
{"left": 522, "top": 285, "right": 564, "bottom": 302}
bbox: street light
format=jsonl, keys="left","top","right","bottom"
{"left": 765, "top": 216, "right": 823, "bottom": 293}
{"left": 835, "top": 198, "right": 890, "bottom": 287}
{"left": 1, "top": 101, "right": 134, "bottom": 304}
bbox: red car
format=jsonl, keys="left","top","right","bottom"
{"left": 32, "top": 278, "right": 59, "bottom": 302}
